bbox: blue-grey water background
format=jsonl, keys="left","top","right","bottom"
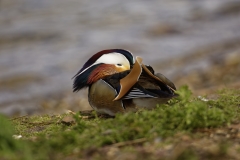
{"left": 0, "top": 0, "right": 240, "bottom": 116}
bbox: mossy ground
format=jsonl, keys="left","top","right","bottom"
{"left": 0, "top": 86, "right": 240, "bottom": 160}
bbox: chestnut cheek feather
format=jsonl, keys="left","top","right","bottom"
{"left": 87, "top": 65, "right": 118, "bottom": 84}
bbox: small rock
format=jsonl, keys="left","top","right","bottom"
{"left": 210, "top": 133, "right": 214, "bottom": 138}
{"left": 236, "top": 133, "right": 240, "bottom": 138}
{"left": 225, "top": 50, "right": 240, "bottom": 66}
{"left": 215, "top": 129, "right": 226, "bottom": 135}
{"left": 164, "top": 144, "right": 173, "bottom": 150}
{"left": 102, "top": 129, "right": 113, "bottom": 135}
{"left": 229, "top": 128, "right": 237, "bottom": 133}
{"left": 30, "top": 136, "right": 38, "bottom": 142}
{"left": 107, "top": 147, "right": 119, "bottom": 158}
{"left": 226, "top": 134, "right": 230, "bottom": 138}
{"left": 82, "top": 116, "right": 91, "bottom": 119}
{"left": 181, "top": 135, "right": 191, "bottom": 141}
{"left": 154, "top": 137, "right": 162, "bottom": 144}
{"left": 12, "top": 135, "right": 22, "bottom": 139}
{"left": 206, "top": 144, "right": 219, "bottom": 156}
{"left": 61, "top": 115, "right": 75, "bottom": 125}
{"left": 198, "top": 96, "right": 209, "bottom": 102}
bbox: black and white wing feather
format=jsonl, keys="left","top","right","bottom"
{"left": 123, "top": 88, "right": 156, "bottom": 99}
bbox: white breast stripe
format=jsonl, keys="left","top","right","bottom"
{"left": 123, "top": 88, "right": 156, "bottom": 99}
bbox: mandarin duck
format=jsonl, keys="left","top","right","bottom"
{"left": 73, "top": 49, "right": 177, "bottom": 116}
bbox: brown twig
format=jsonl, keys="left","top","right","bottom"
{"left": 110, "top": 138, "right": 147, "bottom": 147}
{"left": 10, "top": 115, "right": 28, "bottom": 121}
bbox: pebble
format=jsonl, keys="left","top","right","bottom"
{"left": 215, "top": 129, "right": 226, "bottom": 135}
{"left": 12, "top": 135, "right": 22, "bottom": 139}
{"left": 61, "top": 115, "right": 75, "bottom": 125}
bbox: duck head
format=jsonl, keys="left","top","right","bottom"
{"left": 73, "top": 49, "right": 134, "bottom": 92}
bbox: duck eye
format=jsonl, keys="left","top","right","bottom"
{"left": 117, "top": 64, "right": 122, "bottom": 66}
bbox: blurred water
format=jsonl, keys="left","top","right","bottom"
{"left": 0, "top": 0, "right": 240, "bottom": 115}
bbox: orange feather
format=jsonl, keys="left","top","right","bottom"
{"left": 87, "top": 64, "right": 119, "bottom": 84}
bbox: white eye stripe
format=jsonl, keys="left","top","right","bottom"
{"left": 95, "top": 53, "right": 130, "bottom": 66}
{"left": 76, "top": 53, "right": 130, "bottom": 77}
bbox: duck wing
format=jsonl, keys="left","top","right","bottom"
{"left": 123, "top": 65, "right": 176, "bottom": 99}
{"left": 101, "top": 63, "right": 176, "bottom": 100}
{"left": 101, "top": 72, "right": 157, "bottom": 100}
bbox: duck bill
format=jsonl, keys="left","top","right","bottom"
{"left": 114, "top": 56, "right": 143, "bottom": 101}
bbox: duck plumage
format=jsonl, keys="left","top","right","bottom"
{"left": 73, "top": 49, "right": 176, "bottom": 116}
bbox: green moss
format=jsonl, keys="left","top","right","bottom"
{"left": 1, "top": 86, "right": 239, "bottom": 159}
{"left": 0, "top": 114, "right": 16, "bottom": 154}
{"left": 0, "top": 115, "right": 33, "bottom": 160}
